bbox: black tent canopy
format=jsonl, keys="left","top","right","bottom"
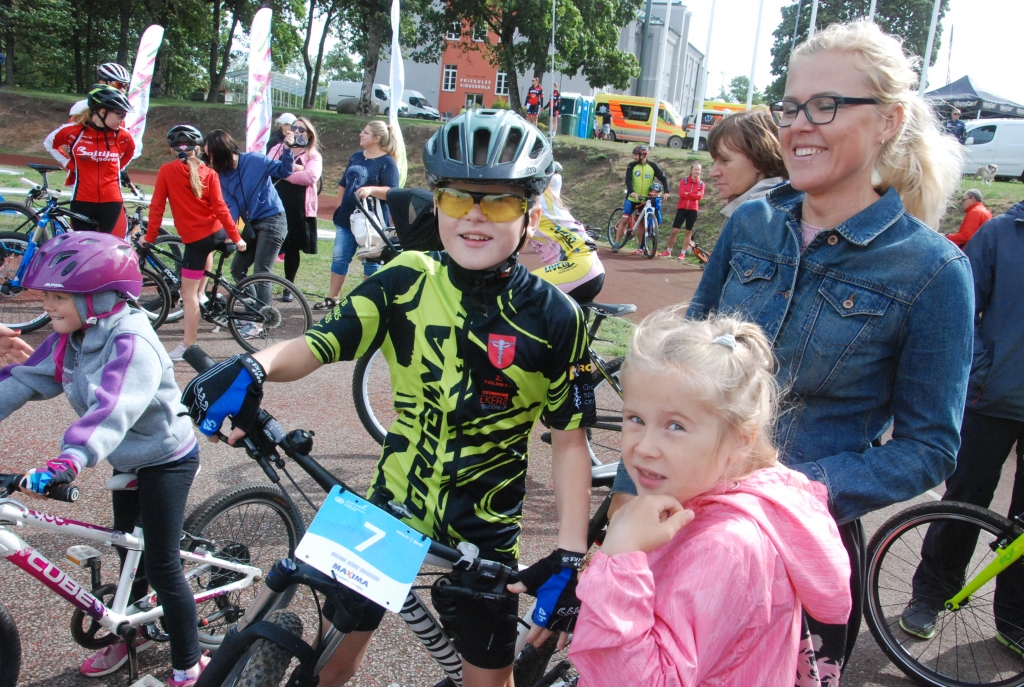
{"left": 924, "top": 75, "right": 1024, "bottom": 119}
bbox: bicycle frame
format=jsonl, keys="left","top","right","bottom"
{"left": 8, "top": 205, "right": 69, "bottom": 288}
{"left": 945, "top": 525, "right": 1024, "bottom": 611}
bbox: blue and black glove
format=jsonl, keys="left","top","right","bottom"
{"left": 518, "top": 548, "right": 586, "bottom": 633}
{"left": 181, "top": 354, "right": 266, "bottom": 436}
{"left": 20, "top": 454, "right": 80, "bottom": 495}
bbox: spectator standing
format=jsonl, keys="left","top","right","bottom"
{"left": 268, "top": 116, "right": 322, "bottom": 299}
{"left": 946, "top": 188, "right": 992, "bottom": 249}
{"left": 267, "top": 112, "right": 296, "bottom": 150}
{"left": 707, "top": 111, "right": 788, "bottom": 219}
{"left": 525, "top": 77, "right": 544, "bottom": 125}
{"left": 314, "top": 120, "right": 399, "bottom": 311}
{"left": 550, "top": 85, "right": 561, "bottom": 134}
{"left": 900, "top": 198, "right": 1024, "bottom": 651}
{"left": 661, "top": 162, "right": 705, "bottom": 259}
{"left": 944, "top": 107, "right": 967, "bottom": 144}
{"left": 597, "top": 103, "right": 612, "bottom": 140}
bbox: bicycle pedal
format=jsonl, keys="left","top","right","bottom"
{"left": 540, "top": 432, "right": 552, "bottom": 445}
{"left": 66, "top": 545, "right": 103, "bottom": 567}
{"left": 129, "top": 676, "right": 163, "bottom": 687}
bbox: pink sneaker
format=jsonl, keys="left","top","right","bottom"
{"left": 80, "top": 637, "right": 155, "bottom": 677}
{"left": 168, "top": 654, "right": 211, "bottom": 687}
{"left": 631, "top": 248, "right": 644, "bottom": 255}
{"left": 656, "top": 249, "right": 671, "bottom": 257}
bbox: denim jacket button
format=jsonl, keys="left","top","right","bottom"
{"left": 827, "top": 234, "right": 840, "bottom": 246}
{"left": 781, "top": 290, "right": 792, "bottom": 298}
{"left": 843, "top": 298, "right": 855, "bottom": 309}
{"left": 744, "top": 269, "right": 754, "bottom": 277}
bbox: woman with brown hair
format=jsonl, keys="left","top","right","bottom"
{"left": 706, "top": 110, "right": 788, "bottom": 218}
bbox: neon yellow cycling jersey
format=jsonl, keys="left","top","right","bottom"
{"left": 305, "top": 251, "right": 596, "bottom": 558}
{"left": 625, "top": 159, "right": 669, "bottom": 199}
{"left": 530, "top": 188, "right": 604, "bottom": 293}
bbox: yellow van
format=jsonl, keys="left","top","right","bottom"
{"left": 594, "top": 93, "right": 688, "bottom": 148}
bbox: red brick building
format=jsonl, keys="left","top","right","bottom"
{"left": 434, "top": 24, "right": 512, "bottom": 117}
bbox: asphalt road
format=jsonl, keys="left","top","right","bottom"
{"left": 2, "top": 232, "right": 1019, "bottom": 687}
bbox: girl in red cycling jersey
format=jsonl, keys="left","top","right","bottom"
{"left": 141, "top": 125, "right": 246, "bottom": 361}
{"left": 44, "top": 84, "right": 135, "bottom": 238}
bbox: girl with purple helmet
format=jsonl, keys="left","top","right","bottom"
{"left": 0, "top": 233, "right": 208, "bottom": 686}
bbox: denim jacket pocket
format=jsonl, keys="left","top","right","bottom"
{"left": 722, "top": 251, "right": 778, "bottom": 312}
{"left": 801, "top": 278, "right": 893, "bottom": 395}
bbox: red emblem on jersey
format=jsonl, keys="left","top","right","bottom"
{"left": 488, "top": 334, "right": 517, "bottom": 369}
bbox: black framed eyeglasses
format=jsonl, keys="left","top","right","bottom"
{"left": 769, "top": 96, "right": 879, "bottom": 127}
{"left": 292, "top": 126, "right": 308, "bottom": 133}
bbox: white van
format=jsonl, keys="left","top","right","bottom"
{"left": 327, "top": 81, "right": 407, "bottom": 116}
{"left": 962, "top": 118, "right": 1024, "bottom": 181}
{"left": 404, "top": 90, "right": 439, "bottom": 120}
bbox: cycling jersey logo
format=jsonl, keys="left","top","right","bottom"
{"left": 488, "top": 334, "right": 516, "bottom": 369}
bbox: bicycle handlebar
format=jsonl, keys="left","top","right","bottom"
{"left": 0, "top": 473, "right": 80, "bottom": 502}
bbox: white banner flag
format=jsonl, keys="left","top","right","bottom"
{"left": 124, "top": 25, "right": 164, "bottom": 159}
{"left": 247, "top": 7, "right": 274, "bottom": 153}
{"left": 389, "top": 0, "right": 408, "bottom": 187}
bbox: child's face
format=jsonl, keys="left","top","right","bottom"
{"left": 42, "top": 291, "right": 83, "bottom": 334}
{"left": 620, "top": 368, "right": 750, "bottom": 503}
{"left": 435, "top": 182, "right": 540, "bottom": 271}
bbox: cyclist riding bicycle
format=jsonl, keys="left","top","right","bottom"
{"left": 182, "top": 109, "right": 597, "bottom": 687}
{"left": 44, "top": 84, "right": 136, "bottom": 238}
{"left": 0, "top": 233, "right": 208, "bottom": 685}
{"left": 613, "top": 145, "right": 670, "bottom": 253}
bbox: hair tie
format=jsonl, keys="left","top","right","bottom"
{"left": 712, "top": 334, "right": 737, "bottom": 351}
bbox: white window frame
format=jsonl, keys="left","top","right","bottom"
{"left": 446, "top": 22, "right": 461, "bottom": 40}
{"left": 495, "top": 72, "right": 509, "bottom": 96}
{"left": 443, "top": 65, "right": 458, "bottom": 92}
{"left": 472, "top": 24, "right": 488, "bottom": 42}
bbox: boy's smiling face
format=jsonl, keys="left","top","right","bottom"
{"left": 436, "top": 182, "right": 540, "bottom": 271}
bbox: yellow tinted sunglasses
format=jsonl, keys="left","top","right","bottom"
{"left": 434, "top": 187, "right": 529, "bottom": 223}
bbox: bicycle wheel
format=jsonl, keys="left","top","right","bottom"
{"left": 183, "top": 483, "right": 305, "bottom": 649}
{"left": 0, "top": 232, "right": 50, "bottom": 332}
{"left": 133, "top": 265, "right": 172, "bottom": 330}
{"left": 865, "top": 500, "right": 1024, "bottom": 687}
{"left": 0, "top": 600, "right": 21, "bottom": 687}
{"left": 692, "top": 243, "right": 711, "bottom": 265}
{"left": 0, "top": 202, "right": 41, "bottom": 237}
{"left": 643, "top": 212, "right": 658, "bottom": 259}
{"left": 227, "top": 274, "right": 312, "bottom": 353}
{"left": 233, "top": 609, "right": 304, "bottom": 687}
{"left": 605, "top": 207, "right": 624, "bottom": 252}
{"left": 150, "top": 234, "right": 185, "bottom": 324}
{"left": 353, "top": 347, "right": 396, "bottom": 445}
{"left": 589, "top": 356, "right": 623, "bottom": 465}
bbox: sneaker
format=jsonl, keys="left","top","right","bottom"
{"left": 167, "top": 342, "right": 186, "bottom": 362}
{"left": 281, "top": 291, "right": 294, "bottom": 303}
{"left": 656, "top": 250, "right": 671, "bottom": 258}
{"left": 198, "top": 294, "right": 209, "bottom": 306}
{"left": 678, "top": 251, "right": 689, "bottom": 261}
{"left": 899, "top": 599, "right": 942, "bottom": 639}
{"left": 80, "top": 638, "right": 155, "bottom": 677}
{"left": 236, "top": 323, "right": 264, "bottom": 340}
{"left": 168, "top": 654, "right": 211, "bottom": 687}
{"left": 631, "top": 248, "right": 644, "bottom": 255}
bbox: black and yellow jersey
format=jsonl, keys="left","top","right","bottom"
{"left": 625, "top": 160, "right": 669, "bottom": 198}
{"left": 305, "top": 251, "right": 596, "bottom": 559}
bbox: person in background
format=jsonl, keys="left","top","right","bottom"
{"left": 0, "top": 325, "right": 32, "bottom": 366}
{"left": 69, "top": 62, "right": 130, "bottom": 117}
{"left": 267, "top": 112, "right": 296, "bottom": 150}
{"left": 901, "top": 197, "right": 1024, "bottom": 650}
{"left": 525, "top": 77, "right": 544, "bottom": 125}
{"left": 268, "top": 116, "right": 322, "bottom": 299}
{"left": 946, "top": 188, "right": 992, "bottom": 249}
{"left": 549, "top": 85, "right": 561, "bottom": 134}
{"left": 706, "top": 111, "right": 788, "bottom": 220}
{"left": 661, "top": 162, "right": 705, "bottom": 259}
{"left": 314, "top": 120, "right": 399, "bottom": 311}
{"left": 612, "top": 145, "right": 669, "bottom": 253}
{"left": 597, "top": 103, "right": 612, "bottom": 140}
{"left": 943, "top": 107, "right": 967, "bottom": 144}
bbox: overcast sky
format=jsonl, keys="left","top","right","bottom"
{"left": 687, "top": 0, "right": 1024, "bottom": 106}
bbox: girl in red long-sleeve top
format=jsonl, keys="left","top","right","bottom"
{"left": 661, "top": 162, "right": 705, "bottom": 260}
{"left": 141, "top": 125, "right": 246, "bottom": 361}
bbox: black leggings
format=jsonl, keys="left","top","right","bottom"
{"left": 567, "top": 273, "right": 605, "bottom": 304}
{"left": 672, "top": 208, "right": 699, "bottom": 231}
{"left": 112, "top": 453, "right": 201, "bottom": 670}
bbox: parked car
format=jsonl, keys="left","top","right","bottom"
{"left": 593, "top": 93, "right": 688, "bottom": 148}
{"left": 327, "top": 81, "right": 408, "bottom": 117}
{"left": 962, "top": 118, "right": 1024, "bottom": 181}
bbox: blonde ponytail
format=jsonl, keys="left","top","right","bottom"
{"left": 791, "top": 21, "right": 962, "bottom": 228}
{"left": 365, "top": 119, "right": 399, "bottom": 158}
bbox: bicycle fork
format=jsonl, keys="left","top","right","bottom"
{"left": 946, "top": 525, "right": 1024, "bottom": 611}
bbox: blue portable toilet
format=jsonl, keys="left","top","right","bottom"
{"left": 578, "top": 96, "right": 595, "bottom": 138}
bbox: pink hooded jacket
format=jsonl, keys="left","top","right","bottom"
{"left": 570, "top": 465, "right": 851, "bottom": 687}
{"left": 268, "top": 143, "right": 322, "bottom": 218}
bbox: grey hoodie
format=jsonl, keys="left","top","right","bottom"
{"left": 0, "top": 293, "right": 197, "bottom": 472}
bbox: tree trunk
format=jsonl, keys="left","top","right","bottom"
{"left": 84, "top": 0, "right": 96, "bottom": 88}
{"left": 117, "top": 0, "right": 132, "bottom": 65}
{"left": 311, "top": 2, "right": 338, "bottom": 109}
{"left": 357, "top": 26, "right": 383, "bottom": 116}
{"left": 1, "top": 0, "right": 13, "bottom": 87}
{"left": 498, "top": 21, "right": 522, "bottom": 113}
{"left": 301, "top": 0, "right": 317, "bottom": 108}
{"left": 208, "top": 0, "right": 242, "bottom": 102}
{"left": 207, "top": 0, "right": 222, "bottom": 98}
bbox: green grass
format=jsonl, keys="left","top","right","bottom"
{"left": 939, "top": 178, "right": 1023, "bottom": 235}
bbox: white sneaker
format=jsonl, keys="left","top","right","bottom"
{"left": 237, "top": 323, "right": 264, "bottom": 340}
{"left": 198, "top": 294, "right": 209, "bottom": 306}
{"left": 167, "top": 343, "right": 186, "bottom": 361}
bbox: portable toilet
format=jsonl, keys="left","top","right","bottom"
{"left": 557, "top": 92, "right": 580, "bottom": 137}
{"left": 578, "top": 96, "right": 595, "bottom": 138}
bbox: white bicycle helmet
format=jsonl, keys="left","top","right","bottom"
{"left": 97, "top": 62, "right": 131, "bottom": 85}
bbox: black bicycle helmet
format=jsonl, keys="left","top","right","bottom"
{"left": 632, "top": 145, "right": 649, "bottom": 156}
{"left": 423, "top": 109, "right": 554, "bottom": 195}
{"left": 167, "top": 124, "right": 204, "bottom": 148}
{"left": 87, "top": 84, "right": 133, "bottom": 114}
{"left": 97, "top": 62, "right": 131, "bottom": 85}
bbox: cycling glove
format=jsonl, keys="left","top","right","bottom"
{"left": 181, "top": 353, "right": 266, "bottom": 436}
{"left": 518, "top": 548, "right": 586, "bottom": 633}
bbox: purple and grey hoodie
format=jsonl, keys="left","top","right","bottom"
{"left": 0, "top": 292, "right": 197, "bottom": 473}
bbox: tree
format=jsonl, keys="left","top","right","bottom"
{"left": 714, "top": 85, "right": 733, "bottom": 102}
{"left": 728, "top": 75, "right": 764, "bottom": 105}
{"left": 322, "top": 43, "right": 361, "bottom": 82}
{"left": 765, "top": 0, "right": 950, "bottom": 101}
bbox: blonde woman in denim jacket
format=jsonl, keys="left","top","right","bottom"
{"left": 610, "top": 21, "right": 973, "bottom": 678}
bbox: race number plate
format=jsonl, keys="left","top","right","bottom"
{"left": 295, "top": 486, "right": 429, "bottom": 611}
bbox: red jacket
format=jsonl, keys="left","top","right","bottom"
{"left": 677, "top": 176, "right": 705, "bottom": 211}
{"left": 145, "top": 161, "right": 242, "bottom": 245}
{"left": 44, "top": 123, "right": 135, "bottom": 203}
{"left": 947, "top": 201, "right": 993, "bottom": 249}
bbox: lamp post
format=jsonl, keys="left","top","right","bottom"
{"left": 549, "top": 0, "right": 557, "bottom": 139}
{"left": 746, "top": 0, "right": 766, "bottom": 110}
{"left": 808, "top": 0, "right": 818, "bottom": 38}
{"left": 690, "top": 0, "right": 716, "bottom": 152}
{"left": 918, "top": 0, "right": 941, "bottom": 95}
{"left": 649, "top": 0, "right": 675, "bottom": 146}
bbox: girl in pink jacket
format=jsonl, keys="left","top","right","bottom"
{"left": 569, "top": 307, "right": 852, "bottom": 686}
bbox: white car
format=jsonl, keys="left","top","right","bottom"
{"left": 962, "top": 118, "right": 1024, "bottom": 181}
{"left": 328, "top": 81, "right": 407, "bottom": 116}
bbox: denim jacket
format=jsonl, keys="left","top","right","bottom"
{"left": 615, "top": 185, "right": 974, "bottom": 524}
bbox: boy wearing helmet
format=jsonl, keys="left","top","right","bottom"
{"left": 44, "top": 84, "right": 136, "bottom": 237}
{"left": 612, "top": 145, "right": 670, "bottom": 252}
{"left": 0, "top": 233, "right": 209, "bottom": 685}
{"left": 69, "top": 62, "right": 132, "bottom": 117}
{"left": 182, "top": 110, "right": 596, "bottom": 686}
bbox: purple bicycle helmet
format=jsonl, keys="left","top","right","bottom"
{"left": 22, "top": 233, "right": 142, "bottom": 299}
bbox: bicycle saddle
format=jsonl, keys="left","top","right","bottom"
{"left": 216, "top": 239, "right": 238, "bottom": 254}
{"left": 105, "top": 474, "right": 138, "bottom": 491}
{"left": 580, "top": 302, "right": 637, "bottom": 317}
{"left": 27, "top": 163, "right": 63, "bottom": 173}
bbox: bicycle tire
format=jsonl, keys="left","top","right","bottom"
{"left": 134, "top": 264, "right": 172, "bottom": 330}
{"left": 692, "top": 243, "right": 711, "bottom": 265}
{"left": 0, "top": 600, "right": 21, "bottom": 687}
{"left": 589, "top": 356, "right": 623, "bottom": 465}
{"left": 227, "top": 274, "right": 312, "bottom": 353}
{"left": 353, "top": 347, "right": 395, "bottom": 446}
{"left": 865, "top": 500, "right": 1024, "bottom": 687}
{"left": 182, "top": 483, "right": 305, "bottom": 650}
{"left": 643, "top": 212, "right": 657, "bottom": 259}
{"left": 605, "top": 207, "right": 623, "bottom": 252}
{"left": 0, "top": 202, "right": 42, "bottom": 237}
{"left": 234, "top": 609, "right": 304, "bottom": 687}
{"left": 0, "top": 232, "right": 50, "bottom": 332}
{"left": 151, "top": 234, "right": 185, "bottom": 324}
